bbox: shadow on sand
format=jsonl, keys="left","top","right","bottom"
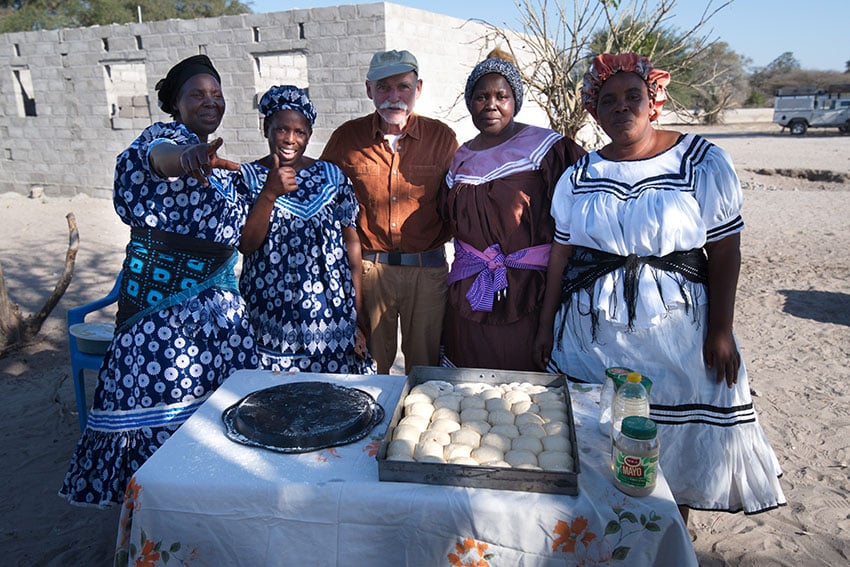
{"left": 779, "top": 289, "right": 850, "bottom": 327}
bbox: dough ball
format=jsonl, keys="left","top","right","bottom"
{"left": 461, "top": 408, "right": 489, "bottom": 423}
{"left": 414, "top": 440, "right": 445, "bottom": 460}
{"left": 407, "top": 402, "right": 435, "bottom": 420}
{"left": 504, "top": 389, "right": 531, "bottom": 405}
{"left": 460, "top": 395, "right": 486, "bottom": 410}
{"left": 454, "top": 382, "right": 485, "bottom": 397}
{"left": 398, "top": 415, "right": 429, "bottom": 431}
{"left": 409, "top": 383, "right": 439, "bottom": 400}
{"left": 544, "top": 421, "right": 569, "bottom": 436}
{"left": 418, "top": 454, "right": 446, "bottom": 464}
{"left": 429, "top": 418, "right": 461, "bottom": 434}
{"left": 434, "top": 393, "right": 464, "bottom": 412}
{"left": 485, "top": 397, "right": 511, "bottom": 412}
{"left": 505, "top": 450, "right": 538, "bottom": 467}
{"left": 449, "top": 456, "right": 479, "bottom": 466}
{"left": 403, "top": 392, "right": 433, "bottom": 407}
{"left": 490, "top": 424, "right": 520, "bottom": 439}
{"left": 419, "top": 430, "right": 451, "bottom": 446}
{"left": 525, "top": 384, "right": 549, "bottom": 395}
{"left": 532, "top": 390, "right": 563, "bottom": 404}
{"left": 460, "top": 420, "right": 491, "bottom": 436}
{"left": 540, "top": 408, "right": 568, "bottom": 423}
{"left": 444, "top": 442, "right": 473, "bottom": 461}
{"left": 451, "top": 428, "right": 481, "bottom": 447}
{"left": 393, "top": 424, "right": 422, "bottom": 443}
{"left": 481, "top": 432, "right": 512, "bottom": 453}
{"left": 510, "top": 400, "right": 534, "bottom": 415}
{"left": 512, "top": 435, "right": 543, "bottom": 454}
{"left": 488, "top": 409, "right": 515, "bottom": 426}
{"left": 432, "top": 407, "right": 461, "bottom": 423}
{"left": 471, "top": 445, "right": 504, "bottom": 465}
{"left": 387, "top": 438, "right": 415, "bottom": 459}
{"left": 488, "top": 460, "right": 511, "bottom": 468}
{"left": 478, "top": 388, "right": 503, "bottom": 401}
{"left": 542, "top": 434, "right": 571, "bottom": 453}
{"left": 537, "top": 398, "right": 566, "bottom": 411}
{"left": 538, "top": 450, "right": 574, "bottom": 471}
{"left": 411, "top": 380, "right": 453, "bottom": 399}
{"left": 517, "top": 423, "right": 547, "bottom": 439}
{"left": 515, "top": 412, "right": 545, "bottom": 427}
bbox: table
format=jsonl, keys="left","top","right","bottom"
{"left": 116, "top": 370, "right": 696, "bottom": 566}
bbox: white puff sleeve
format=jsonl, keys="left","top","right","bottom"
{"left": 693, "top": 144, "right": 744, "bottom": 243}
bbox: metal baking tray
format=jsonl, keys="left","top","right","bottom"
{"left": 377, "top": 366, "right": 580, "bottom": 495}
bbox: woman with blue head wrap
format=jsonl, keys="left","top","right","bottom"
{"left": 236, "top": 85, "right": 376, "bottom": 374}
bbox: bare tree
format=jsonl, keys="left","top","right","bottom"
{"left": 477, "top": 0, "right": 733, "bottom": 137}
{"left": 0, "top": 213, "right": 78, "bottom": 356}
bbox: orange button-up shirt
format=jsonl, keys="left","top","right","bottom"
{"left": 321, "top": 112, "right": 458, "bottom": 253}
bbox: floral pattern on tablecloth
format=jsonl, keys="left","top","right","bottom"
{"left": 552, "top": 506, "right": 664, "bottom": 565}
{"left": 115, "top": 477, "right": 199, "bottom": 567}
{"left": 448, "top": 537, "right": 494, "bottom": 566}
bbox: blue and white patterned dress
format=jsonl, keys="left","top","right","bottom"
{"left": 548, "top": 133, "right": 785, "bottom": 514}
{"left": 237, "top": 159, "right": 375, "bottom": 374}
{"left": 60, "top": 122, "right": 258, "bottom": 508}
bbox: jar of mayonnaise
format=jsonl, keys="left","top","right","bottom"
{"left": 613, "top": 416, "right": 659, "bottom": 497}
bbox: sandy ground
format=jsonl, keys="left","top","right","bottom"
{"left": 0, "top": 123, "right": 848, "bottom": 566}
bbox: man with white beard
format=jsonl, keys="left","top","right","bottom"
{"left": 322, "top": 50, "right": 458, "bottom": 374}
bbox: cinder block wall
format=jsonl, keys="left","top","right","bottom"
{"left": 0, "top": 3, "right": 496, "bottom": 198}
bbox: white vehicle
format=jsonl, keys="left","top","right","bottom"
{"left": 773, "top": 85, "right": 850, "bottom": 135}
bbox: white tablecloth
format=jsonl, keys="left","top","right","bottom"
{"left": 116, "top": 370, "right": 696, "bottom": 566}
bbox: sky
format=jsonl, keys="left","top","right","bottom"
{"left": 249, "top": 0, "right": 850, "bottom": 73}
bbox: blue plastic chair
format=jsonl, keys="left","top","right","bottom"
{"left": 67, "top": 271, "right": 122, "bottom": 432}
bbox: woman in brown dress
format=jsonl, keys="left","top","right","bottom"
{"left": 439, "top": 51, "right": 585, "bottom": 370}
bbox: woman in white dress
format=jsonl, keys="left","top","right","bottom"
{"left": 533, "top": 53, "right": 786, "bottom": 523}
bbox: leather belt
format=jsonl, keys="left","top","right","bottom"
{"left": 362, "top": 248, "right": 446, "bottom": 267}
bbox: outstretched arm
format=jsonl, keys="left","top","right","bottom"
{"left": 149, "top": 137, "right": 239, "bottom": 185}
{"left": 703, "top": 232, "right": 742, "bottom": 388}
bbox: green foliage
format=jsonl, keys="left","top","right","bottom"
{"left": 748, "top": 52, "right": 847, "bottom": 107}
{"left": 0, "top": 0, "right": 249, "bottom": 32}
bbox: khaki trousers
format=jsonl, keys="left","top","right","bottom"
{"left": 361, "top": 260, "right": 448, "bottom": 374}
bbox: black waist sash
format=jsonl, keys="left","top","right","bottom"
{"left": 559, "top": 246, "right": 708, "bottom": 342}
{"left": 115, "top": 226, "right": 237, "bottom": 331}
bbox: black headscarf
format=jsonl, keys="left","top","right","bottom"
{"left": 155, "top": 55, "right": 221, "bottom": 116}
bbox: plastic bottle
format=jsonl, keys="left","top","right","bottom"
{"left": 610, "top": 372, "right": 649, "bottom": 456}
{"left": 598, "top": 367, "right": 633, "bottom": 434}
{"left": 613, "top": 416, "right": 659, "bottom": 496}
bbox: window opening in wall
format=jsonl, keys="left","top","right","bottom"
{"left": 252, "top": 51, "right": 310, "bottom": 125}
{"left": 135, "top": 35, "right": 143, "bottom": 49}
{"left": 102, "top": 38, "right": 109, "bottom": 51}
{"left": 13, "top": 44, "right": 20, "bottom": 57}
{"left": 4, "top": 148, "right": 12, "bottom": 160}
{"left": 198, "top": 44, "right": 208, "bottom": 55}
{"left": 12, "top": 69, "right": 37, "bottom": 117}
{"left": 103, "top": 62, "right": 149, "bottom": 129}
{"left": 253, "top": 27, "right": 260, "bottom": 42}
{"left": 299, "top": 22, "right": 305, "bottom": 39}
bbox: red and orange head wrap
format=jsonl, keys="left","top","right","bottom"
{"left": 581, "top": 53, "right": 670, "bottom": 121}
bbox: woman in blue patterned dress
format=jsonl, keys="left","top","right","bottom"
{"left": 60, "top": 55, "right": 258, "bottom": 508}
{"left": 237, "top": 85, "right": 375, "bottom": 374}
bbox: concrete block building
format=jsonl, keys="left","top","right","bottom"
{"left": 0, "top": 2, "right": 543, "bottom": 198}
